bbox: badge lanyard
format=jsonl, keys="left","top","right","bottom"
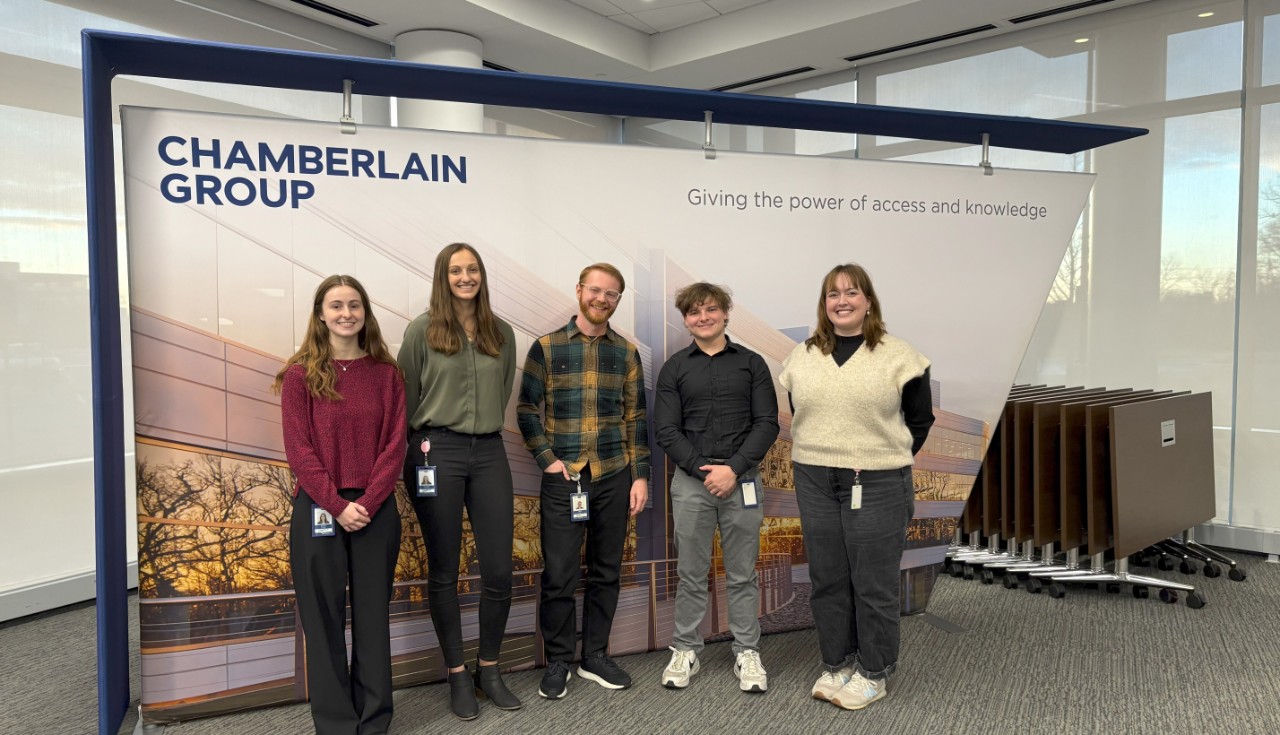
{"left": 416, "top": 437, "right": 437, "bottom": 497}
{"left": 569, "top": 470, "right": 589, "bottom": 522}
{"left": 850, "top": 469, "right": 862, "bottom": 510}
{"left": 741, "top": 478, "right": 760, "bottom": 509}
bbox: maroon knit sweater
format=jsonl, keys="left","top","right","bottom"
{"left": 280, "top": 357, "right": 407, "bottom": 518}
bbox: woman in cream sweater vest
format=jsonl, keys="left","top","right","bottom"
{"left": 779, "top": 263, "right": 935, "bottom": 712}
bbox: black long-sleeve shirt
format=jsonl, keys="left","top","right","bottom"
{"left": 654, "top": 337, "right": 780, "bottom": 481}
{"left": 789, "top": 334, "right": 935, "bottom": 455}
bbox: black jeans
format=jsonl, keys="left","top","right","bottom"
{"left": 404, "top": 428, "right": 514, "bottom": 668}
{"left": 793, "top": 462, "right": 914, "bottom": 679}
{"left": 538, "top": 466, "right": 631, "bottom": 662}
{"left": 291, "top": 487, "right": 401, "bottom": 735}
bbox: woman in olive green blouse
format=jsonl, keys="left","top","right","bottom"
{"left": 399, "top": 243, "right": 519, "bottom": 720}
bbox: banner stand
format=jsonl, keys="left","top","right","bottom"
{"left": 81, "top": 29, "right": 1146, "bottom": 735}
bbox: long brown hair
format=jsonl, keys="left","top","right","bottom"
{"left": 426, "top": 243, "right": 505, "bottom": 357}
{"left": 805, "top": 263, "right": 886, "bottom": 355}
{"left": 271, "top": 274, "right": 399, "bottom": 399}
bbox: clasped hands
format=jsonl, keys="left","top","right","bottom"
{"left": 337, "top": 502, "right": 371, "bottom": 532}
{"left": 699, "top": 464, "right": 737, "bottom": 498}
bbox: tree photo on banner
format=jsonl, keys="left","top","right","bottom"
{"left": 120, "top": 107, "right": 1091, "bottom": 722}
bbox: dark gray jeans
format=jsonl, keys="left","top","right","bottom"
{"left": 793, "top": 462, "right": 914, "bottom": 679}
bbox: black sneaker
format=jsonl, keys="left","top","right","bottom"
{"left": 577, "top": 653, "right": 632, "bottom": 690}
{"left": 538, "top": 661, "right": 572, "bottom": 699}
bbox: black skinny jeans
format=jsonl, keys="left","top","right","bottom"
{"left": 403, "top": 428, "right": 515, "bottom": 668}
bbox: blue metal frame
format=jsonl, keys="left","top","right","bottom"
{"left": 81, "top": 29, "right": 1146, "bottom": 734}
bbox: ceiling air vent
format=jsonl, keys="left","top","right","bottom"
{"left": 844, "top": 24, "right": 998, "bottom": 63}
{"left": 712, "top": 66, "right": 817, "bottom": 92}
{"left": 1009, "top": 0, "right": 1119, "bottom": 24}
{"left": 287, "top": 0, "right": 378, "bottom": 28}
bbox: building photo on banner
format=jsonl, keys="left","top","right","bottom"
{"left": 119, "top": 106, "right": 1090, "bottom": 721}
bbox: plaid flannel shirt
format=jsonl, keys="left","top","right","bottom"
{"left": 517, "top": 317, "right": 651, "bottom": 483}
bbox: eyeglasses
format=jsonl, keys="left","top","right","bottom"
{"left": 579, "top": 283, "right": 622, "bottom": 303}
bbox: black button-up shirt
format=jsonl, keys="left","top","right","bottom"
{"left": 654, "top": 337, "right": 780, "bottom": 481}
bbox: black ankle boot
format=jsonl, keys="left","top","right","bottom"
{"left": 475, "top": 663, "right": 523, "bottom": 710}
{"left": 449, "top": 670, "right": 480, "bottom": 720}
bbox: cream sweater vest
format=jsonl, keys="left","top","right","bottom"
{"left": 780, "top": 334, "right": 929, "bottom": 470}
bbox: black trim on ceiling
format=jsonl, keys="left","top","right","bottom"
{"left": 287, "top": 0, "right": 378, "bottom": 28}
{"left": 483, "top": 60, "right": 518, "bottom": 73}
{"left": 712, "top": 66, "right": 817, "bottom": 92}
{"left": 83, "top": 30, "right": 1148, "bottom": 155}
{"left": 844, "top": 24, "right": 998, "bottom": 63}
{"left": 1009, "top": 0, "right": 1119, "bottom": 24}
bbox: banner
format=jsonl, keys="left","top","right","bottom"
{"left": 121, "top": 107, "right": 1092, "bottom": 721}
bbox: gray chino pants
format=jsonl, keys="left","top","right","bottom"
{"left": 670, "top": 466, "right": 764, "bottom": 655}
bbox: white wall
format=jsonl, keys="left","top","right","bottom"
{"left": 626, "top": 0, "right": 1280, "bottom": 549}
{"left": 7, "top": 0, "right": 1277, "bottom": 621}
{"left": 0, "top": 0, "right": 621, "bottom": 621}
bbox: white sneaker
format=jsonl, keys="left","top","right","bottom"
{"left": 830, "top": 672, "right": 886, "bottom": 710}
{"left": 734, "top": 650, "right": 767, "bottom": 693}
{"left": 661, "top": 647, "right": 699, "bottom": 689}
{"left": 811, "top": 667, "right": 852, "bottom": 701}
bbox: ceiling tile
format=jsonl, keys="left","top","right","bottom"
{"left": 631, "top": 3, "right": 718, "bottom": 32}
{"left": 609, "top": 0, "right": 704, "bottom": 14}
{"left": 609, "top": 13, "right": 660, "bottom": 34}
{"left": 705, "top": 0, "right": 770, "bottom": 14}
{"left": 565, "top": 0, "right": 627, "bottom": 16}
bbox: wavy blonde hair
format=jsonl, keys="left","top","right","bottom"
{"left": 271, "top": 274, "right": 399, "bottom": 399}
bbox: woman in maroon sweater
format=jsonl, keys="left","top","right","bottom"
{"left": 273, "top": 274, "right": 406, "bottom": 735}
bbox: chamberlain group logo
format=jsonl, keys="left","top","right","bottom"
{"left": 155, "top": 135, "right": 468, "bottom": 209}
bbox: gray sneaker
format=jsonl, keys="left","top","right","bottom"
{"left": 661, "top": 647, "right": 699, "bottom": 689}
{"left": 733, "top": 650, "right": 767, "bottom": 693}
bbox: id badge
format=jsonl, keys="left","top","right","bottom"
{"left": 741, "top": 480, "right": 760, "bottom": 509}
{"left": 569, "top": 472, "right": 589, "bottom": 522}
{"left": 570, "top": 492, "right": 590, "bottom": 522}
{"left": 312, "top": 504, "right": 336, "bottom": 537}
{"left": 850, "top": 484, "right": 863, "bottom": 510}
{"left": 416, "top": 465, "right": 438, "bottom": 497}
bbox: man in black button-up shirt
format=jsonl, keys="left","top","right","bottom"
{"left": 654, "top": 282, "right": 780, "bottom": 694}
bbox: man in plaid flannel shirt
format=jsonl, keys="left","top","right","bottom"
{"left": 517, "top": 262, "right": 650, "bottom": 701}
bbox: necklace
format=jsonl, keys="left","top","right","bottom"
{"left": 333, "top": 356, "right": 360, "bottom": 372}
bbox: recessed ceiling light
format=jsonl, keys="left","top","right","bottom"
{"left": 1074, "top": 38, "right": 1090, "bottom": 43}
{"left": 1198, "top": 11, "right": 1215, "bottom": 18}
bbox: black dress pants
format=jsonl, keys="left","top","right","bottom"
{"left": 403, "top": 428, "right": 515, "bottom": 668}
{"left": 538, "top": 467, "right": 631, "bottom": 662}
{"left": 291, "top": 487, "right": 401, "bottom": 735}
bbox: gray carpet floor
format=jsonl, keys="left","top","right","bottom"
{"left": 3, "top": 552, "right": 1280, "bottom": 735}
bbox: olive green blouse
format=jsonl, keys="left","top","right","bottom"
{"left": 398, "top": 312, "right": 517, "bottom": 435}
